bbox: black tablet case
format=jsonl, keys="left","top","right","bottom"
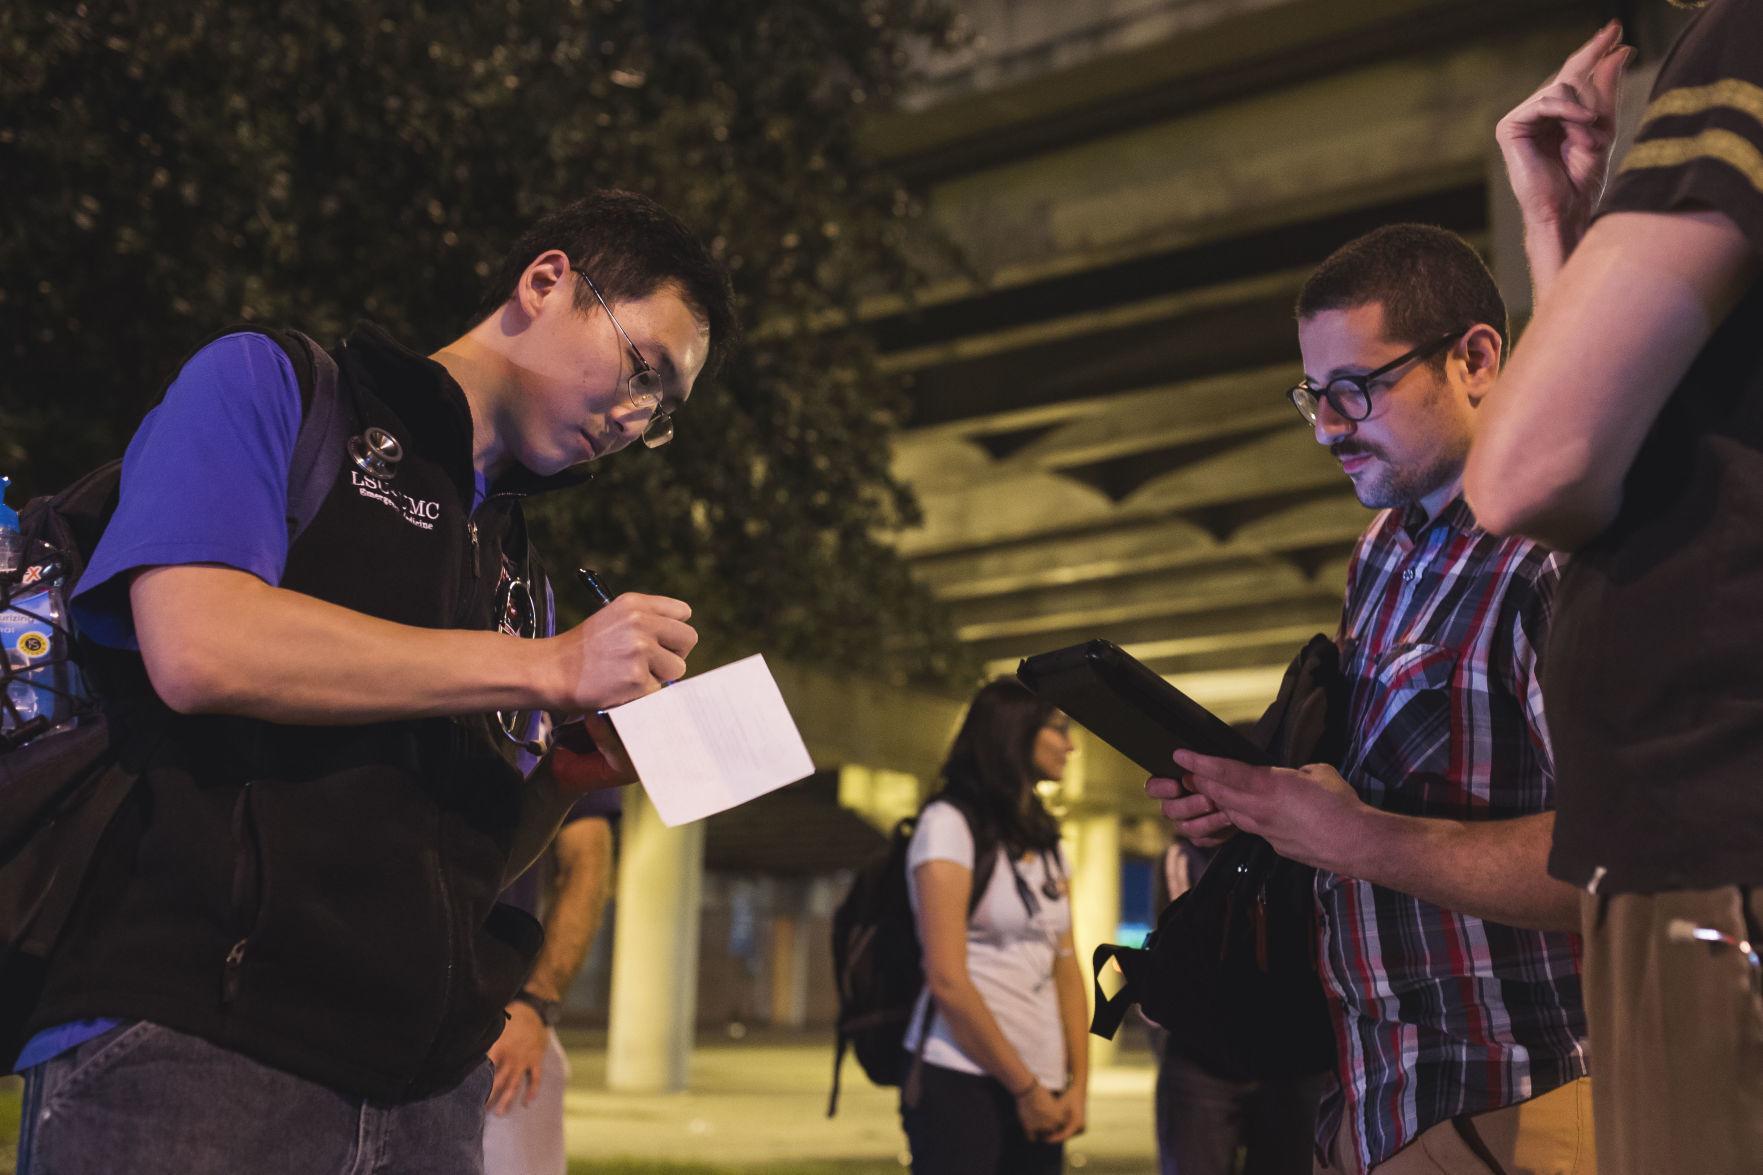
{"left": 1017, "top": 640, "right": 1270, "bottom": 775}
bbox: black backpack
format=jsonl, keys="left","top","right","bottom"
{"left": 826, "top": 796, "right": 1001, "bottom": 1116}
{"left": 0, "top": 328, "right": 348, "bottom": 1068}
{"left": 1088, "top": 635, "right": 1347, "bottom": 1082}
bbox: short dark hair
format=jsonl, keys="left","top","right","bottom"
{"left": 476, "top": 189, "right": 739, "bottom": 380}
{"left": 1295, "top": 224, "right": 1508, "bottom": 359}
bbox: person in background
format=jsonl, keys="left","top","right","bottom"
{"left": 1467, "top": 7, "right": 1763, "bottom": 1172}
{"left": 901, "top": 678, "right": 1087, "bottom": 1175}
{"left": 14, "top": 189, "right": 732, "bottom": 1175}
{"left": 484, "top": 795, "right": 619, "bottom": 1175}
{"left": 1153, "top": 839, "right": 1324, "bottom": 1175}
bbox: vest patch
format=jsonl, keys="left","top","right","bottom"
{"left": 350, "top": 471, "right": 443, "bottom": 531}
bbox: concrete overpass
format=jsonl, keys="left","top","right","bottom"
{"left": 598, "top": 0, "right": 1686, "bottom": 1091}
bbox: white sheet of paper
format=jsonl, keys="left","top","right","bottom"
{"left": 607, "top": 654, "right": 815, "bottom": 827}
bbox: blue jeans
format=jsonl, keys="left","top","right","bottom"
{"left": 18, "top": 1021, "right": 494, "bottom": 1175}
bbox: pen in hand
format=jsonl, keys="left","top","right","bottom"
{"left": 550, "top": 567, "right": 617, "bottom": 758}
{"left": 577, "top": 567, "right": 613, "bottom": 609}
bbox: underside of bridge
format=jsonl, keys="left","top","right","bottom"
{"left": 869, "top": 0, "right": 1662, "bottom": 729}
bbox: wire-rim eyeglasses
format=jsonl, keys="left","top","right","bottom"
{"left": 571, "top": 266, "right": 675, "bottom": 449}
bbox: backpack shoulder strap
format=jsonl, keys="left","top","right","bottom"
{"left": 922, "top": 794, "right": 999, "bottom": 918}
{"left": 278, "top": 330, "right": 347, "bottom": 544}
{"left": 176, "top": 325, "right": 349, "bottom": 546}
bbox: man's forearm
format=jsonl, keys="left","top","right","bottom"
{"left": 523, "top": 818, "right": 614, "bottom": 1001}
{"left": 1348, "top": 809, "right": 1581, "bottom": 933}
{"left": 133, "top": 565, "right": 558, "bottom": 723}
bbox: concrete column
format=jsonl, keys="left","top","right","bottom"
{"left": 606, "top": 786, "right": 705, "bottom": 1093}
{"left": 1066, "top": 807, "right": 1122, "bottom": 1072}
{"left": 767, "top": 911, "right": 812, "bottom": 1028}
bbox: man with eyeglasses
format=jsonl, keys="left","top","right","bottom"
{"left": 1149, "top": 224, "right": 1592, "bottom": 1174}
{"left": 14, "top": 190, "right": 735, "bottom": 1175}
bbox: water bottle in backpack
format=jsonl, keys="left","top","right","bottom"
{"left": 0, "top": 476, "right": 90, "bottom": 747}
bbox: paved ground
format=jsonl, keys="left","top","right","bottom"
{"left": 556, "top": 1028, "right": 1162, "bottom": 1171}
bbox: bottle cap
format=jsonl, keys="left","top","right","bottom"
{"left": 0, "top": 476, "right": 16, "bottom": 533}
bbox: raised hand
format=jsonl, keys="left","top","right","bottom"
{"left": 1496, "top": 20, "right": 1633, "bottom": 285}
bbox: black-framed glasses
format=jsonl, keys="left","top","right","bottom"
{"left": 1286, "top": 330, "right": 1465, "bottom": 425}
{"left": 571, "top": 267, "right": 675, "bottom": 449}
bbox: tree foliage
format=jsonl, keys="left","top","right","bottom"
{"left": 0, "top": 0, "right": 978, "bottom": 687}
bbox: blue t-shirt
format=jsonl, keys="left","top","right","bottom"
{"left": 23, "top": 333, "right": 507, "bottom": 1072}
{"left": 72, "top": 332, "right": 494, "bottom": 644}
{"left": 25, "top": 334, "right": 307, "bottom": 1071}
{"left": 72, "top": 334, "right": 304, "bottom": 647}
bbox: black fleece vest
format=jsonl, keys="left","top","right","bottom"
{"left": 31, "top": 324, "right": 581, "bottom": 1101}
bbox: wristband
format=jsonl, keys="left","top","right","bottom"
{"left": 512, "top": 989, "right": 562, "bottom": 1029}
{"left": 1010, "top": 1077, "right": 1039, "bottom": 1099}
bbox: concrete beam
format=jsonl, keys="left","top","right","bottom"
{"left": 905, "top": 492, "right": 1369, "bottom": 599}
{"left": 900, "top": 426, "right": 1343, "bottom": 558}
{"left": 894, "top": 362, "right": 1303, "bottom": 493}
{"left": 918, "top": 26, "right": 1578, "bottom": 284}
{"left": 969, "top": 594, "right": 1345, "bottom": 670}
{"left": 948, "top": 555, "right": 1325, "bottom": 642}
{"left": 869, "top": 0, "right": 1598, "bottom": 183}
{"left": 771, "top": 661, "right": 967, "bottom": 785}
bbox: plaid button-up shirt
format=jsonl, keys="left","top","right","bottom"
{"left": 1316, "top": 497, "right": 1588, "bottom": 1169}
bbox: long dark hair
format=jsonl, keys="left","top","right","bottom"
{"left": 933, "top": 677, "right": 1063, "bottom": 854}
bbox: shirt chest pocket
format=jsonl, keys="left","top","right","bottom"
{"left": 1344, "top": 641, "right": 1459, "bottom": 812}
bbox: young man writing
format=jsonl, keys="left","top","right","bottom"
{"left": 15, "top": 190, "right": 734, "bottom": 1175}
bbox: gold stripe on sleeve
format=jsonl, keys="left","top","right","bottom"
{"left": 1619, "top": 128, "right": 1763, "bottom": 196}
{"left": 1639, "top": 79, "right": 1763, "bottom": 129}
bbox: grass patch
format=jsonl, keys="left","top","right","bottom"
{"left": 0, "top": 1081, "right": 18, "bottom": 1175}
{"left": 571, "top": 1157, "right": 902, "bottom": 1164}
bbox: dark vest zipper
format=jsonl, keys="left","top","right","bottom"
{"left": 222, "top": 781, "right": 263, "bottom": 1006}
{"left": 400, "top": 840, "right": 458, "bottom": 1097}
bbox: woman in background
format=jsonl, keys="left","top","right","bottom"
{"left": 900, "top": 677, "right": 1088, "bottom": 1175}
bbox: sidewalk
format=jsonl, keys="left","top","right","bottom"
{"left": 556, "top": 1028, "right": 1161, "bottom": 1171}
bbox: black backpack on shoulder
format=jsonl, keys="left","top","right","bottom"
{"left": 826, "top": 796, "right": 999, "bottom": 1116}
{"left": 1089, "top": 634, "right": 1347, "bottom": 1082}
{"left": 0, "top": 328, "right": 348, "bottom": 1068}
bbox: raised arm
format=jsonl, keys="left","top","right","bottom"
{"left": 1464, "top": 209, "right": 1759, "bottom": 548}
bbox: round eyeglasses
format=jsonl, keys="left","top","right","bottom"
{"left": 1287, "top": 330, "right": 1465, "bottom": 425}
{"left": 572, "top": 266, "right": 676, "bottom": 449}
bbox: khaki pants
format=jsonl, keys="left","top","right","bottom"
{"left": 1580, "top": 887, "right": 1763, "bottom": 1175}
{"left": 1316, "top": 1076, "right": 1595, "bottom": 1175}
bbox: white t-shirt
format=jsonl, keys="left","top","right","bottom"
{"left": 902, "top": 800, "right": 1072, "bottom": 1089}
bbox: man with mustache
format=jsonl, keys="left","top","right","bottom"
{"left": 1149, "top": 224, "right": 1592, "bottom": 1174}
